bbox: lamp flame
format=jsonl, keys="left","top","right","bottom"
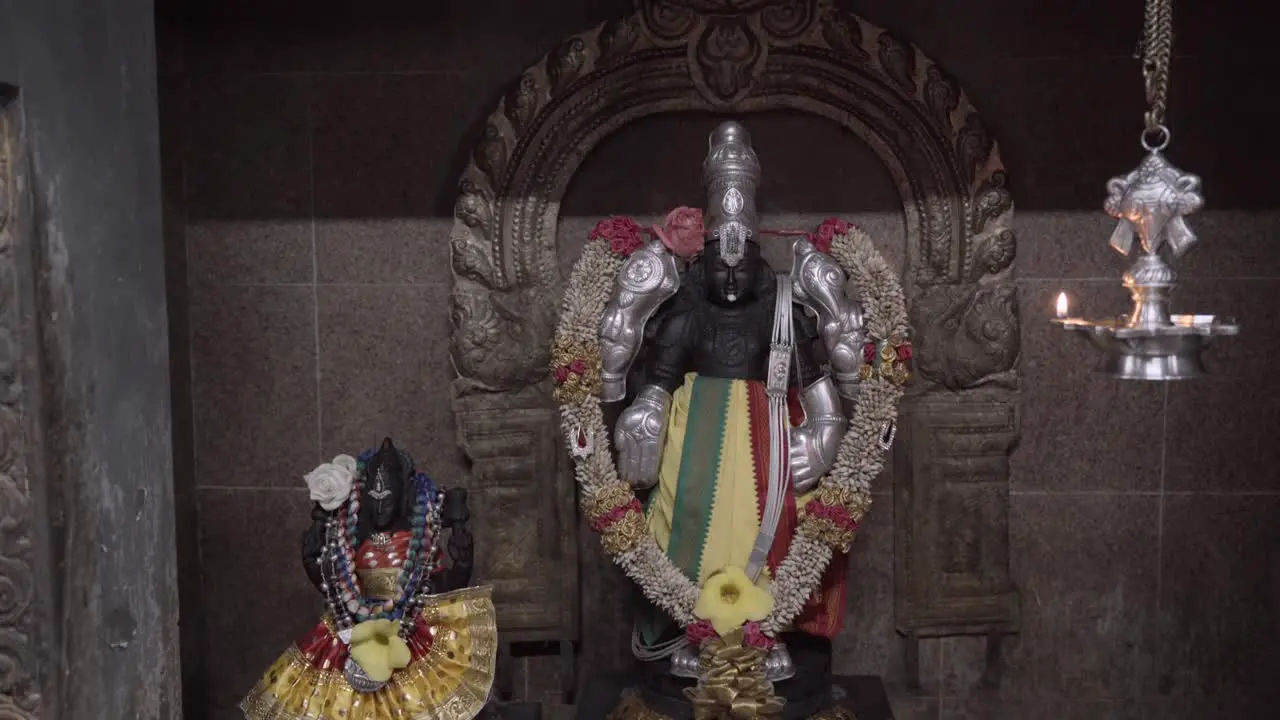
{"left": 1056, "top": 292, "right": 1069, "bottom": 318}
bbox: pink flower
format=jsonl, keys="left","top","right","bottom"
{"left": 553, "top": 366, "right": 570, "bottom": 384}
{"left": 569, "top": 359, "right": 587, "bottom": 375}
{"left": 590, "top": 216, "right": 645, "bottom": 257}
{"left": 652, "top": 206, "right": 705, "bottom": 258}
{"left": 684, "top": 620, "right": 717, "bottom": 646}
{"left": 743, "top": 622, "right": 775, "bottom": 650}
{"left": 812, "top": 218, "right": 852, "bottom": 253}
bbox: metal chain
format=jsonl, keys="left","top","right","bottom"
{"left": 1140, "top": 0, "right": 1174, "bottom": 137}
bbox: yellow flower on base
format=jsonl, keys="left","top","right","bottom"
{"left": 693, "top": 566, "right": 774, "bottom": 637}
{"left": 348, "top": 619, "right": 412, "bottom": 683}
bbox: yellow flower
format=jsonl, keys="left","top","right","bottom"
{"left": 348, "top": 619, "right": 412, "bottom": 683}
{"left": 693, "top": 566, "right": 774, "bottom": 637}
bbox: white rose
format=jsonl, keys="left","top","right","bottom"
{"left": 304, "top": 454, "right": 357, "bottom": 511}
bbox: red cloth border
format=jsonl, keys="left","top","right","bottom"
{"left": 746, "top": 382, "right": 848, "bottom": 638}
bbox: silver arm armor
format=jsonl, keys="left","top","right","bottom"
{"left": 788, "top": 376, "right": 848, "bottom": 493}
{"left": 614, "top": 385, "right": 672, "bottom": 489}
{"left": 599, "top": 240, "right": 681, "bottom": 402}
{"left": 790, "top": 238, "right": 867, "bottom": 399}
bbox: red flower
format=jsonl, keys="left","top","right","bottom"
{"left": 743, "top": 621, "right": 776, "bottom": 650}
{"left": 569, "top": 359, "right": 587, "bottom": 375}
{"left": 685, "top": 620, "right": 717, "bottom": 646}
{"left": 591, "top": 216, "right": 645, "bottom": 257}
{"left": 895, "top": 343, "right": 913, "bottom": 363}
{"left": 806, "top": 502, "right": 860, "bottom": 532}
{"left": 588, "top": 499, "right": 642, "bottom": 533}
{"left": 812, "top": 218, "right": 852, "bottom": 254}
{"left": 862, "top": 342, "right": 878, "bottom": 365}
{"left": 653, "top": 206, "right": 705, "bottom": 258}
{"left": 553, "top": 366, "right": 570, "bottom": 384}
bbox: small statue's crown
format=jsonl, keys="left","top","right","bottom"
{"left": 702, "top": 121, "right": 761, "bottom": 188}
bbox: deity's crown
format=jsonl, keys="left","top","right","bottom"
{"left": 702, "top": 121, "right": 761, "bottom": 267}
{"left": 702, "top": 121, "right": 761, "bottom": 190}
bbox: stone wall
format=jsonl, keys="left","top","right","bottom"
{"left": 157, "top": 1, "right": 1280, "bottom": 718}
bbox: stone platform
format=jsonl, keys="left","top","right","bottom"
{"left": 575, "top": 674, "right": 894, "bottom": 719}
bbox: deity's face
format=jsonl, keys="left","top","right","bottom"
{"left": 704, "top": 241, "right": 762, "bottom": 307}
{"left": 366, "top": 459, "right": 405, "bottom": 530}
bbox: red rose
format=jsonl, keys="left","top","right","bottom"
{"left": 653, "top": 206, "right": 705, "bottom": 258}
{"left": 862, "top": 342, "right": 878, "bottom": 365}
{"left": 684, "top": 620, "right": 717, "bottom": 646}
{"left": 743, "top": 621, "right": 776, "bottom": 650}
{"left": 590, "top": 216, "right": 645, "bottom": 257}
{"left": 569, "top": 359, "right": 587, "bottom": 375}
{"left": 553, "top": 366, "right": 570, "bottom": 384}
{"left": 896, "top": 343, "right": 913, "bottom": 363}
{"left": 812, "top": 218, "right": 852, "bottom": 254}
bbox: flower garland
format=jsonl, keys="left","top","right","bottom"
{"left": 317, "top": 448, "right": 445, "bottom": 640}
{"left": 552, "top": 213, "right": 910, "bottom": 642}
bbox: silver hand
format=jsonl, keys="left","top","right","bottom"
{"left": 788, "top": 376, "right": 847, "bottom": 492}
{"left": 614, "top": 385, "right": 672, "bottom": 489}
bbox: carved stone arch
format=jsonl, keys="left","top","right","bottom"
{"left": 449, "top": 0, "right": 1021, "bottom": 691}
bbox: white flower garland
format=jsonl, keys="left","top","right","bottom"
{"left": 552, "top": 225, "right": 909, "bottom": 636}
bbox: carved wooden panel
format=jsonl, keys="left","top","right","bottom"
{"left": 0, "top": 84, "right": 45, "bottom": 720}
{"left": 447, "top": 0, "right": 1022, "bottom": 652}
{"left": 894, "top": 393, "right": 1020, "bottom": 636}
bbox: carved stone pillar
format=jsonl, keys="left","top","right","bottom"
{"left": 448, "top": 0, "right": 1022, "bottom": 694}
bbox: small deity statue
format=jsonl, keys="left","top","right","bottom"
{"left": 595, "top": 121, "right": 873, "bottom": 717}
{"left": 241, "top": 437, "right": 497, "bottom": 720}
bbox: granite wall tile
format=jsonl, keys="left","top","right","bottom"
{"left": 1011, "top": 281, "right": 1165, "bottom": 492}
{"left": 315, "top": 218, "right": 452, "bottom": 285}
{"left": 1014, "top": 211, "right": 1126, "bottom": 280}
{"left": 1161, "top": 57, "right": 1278, "bottom": 211}
{"left": 185, "top": 74, "right": 312, "bottom": 220}
{"left": 197, "top": 489, "right": 319, "bottom": 716}
{"left": 191, "top": 285, "right": 319, "bottom": 487}
{"left": 317, "top": 0, "right": 633, "bottom": 77}
{"left": 316, "top": 283, "right": 466, "bottom": 481}
{"left": 187, "top": 220, "right": 314, "bottom": 285}
{"left": 966, "top": 57, "right": 1146, "bottom": 211}
{"left": 844, "top": 0, "right": 1145, "bottom": 64}
{"left": 560, "top": 110, "right": 902, "bottom": 217}
{"left": 1008, "top": 494, "right": 1160, "bottom": 700}
{"left": 310, "top": 72, "right": 487, "bottom": 219}
{"left": 1179, "top": 211, "right": 1280, "bottom": 279}
{"left": 1016, "top": 210, "right": 1280, "bottom": 282}
{"left": 1165, "top": 279, "right": 1280, "bottom": 492}
{"left": 1156, "top": 495, "right": 1280, "bottom": 705}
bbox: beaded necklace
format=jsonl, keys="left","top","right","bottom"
{"left": 319, "top": 448, "right": 444, "bottom": 639}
